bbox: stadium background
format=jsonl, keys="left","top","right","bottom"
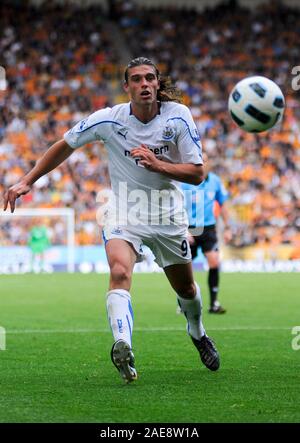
{"left": 1, "top": 0, "right": 300, "bottom": 273}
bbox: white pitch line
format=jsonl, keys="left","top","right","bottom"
{"left": 5, "top": 326, "right": 293, "bottom": 334}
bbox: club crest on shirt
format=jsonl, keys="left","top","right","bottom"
{"left": 162, "top": 124, "right": 175, "bottom": 140}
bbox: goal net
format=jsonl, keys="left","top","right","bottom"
{"left": 0, "top": 208, "right": 75, "bottom": 274}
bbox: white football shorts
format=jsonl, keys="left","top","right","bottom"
{"left": 102, "top": 225, "right": 192, "bottom": 269}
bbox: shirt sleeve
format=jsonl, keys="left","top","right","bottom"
{"left": 170, "top": 105, "right": 203, "bottom": 164}
{"left": 64, "top": 107, "right": 113, "bottom": 149}
{"left": 215, "top": 176, "right": 229, "bottom": 205}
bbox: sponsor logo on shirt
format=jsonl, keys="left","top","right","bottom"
{"left": 124, "top": 145, "right": 169, "bottom": 165}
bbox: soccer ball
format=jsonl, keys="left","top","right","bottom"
{"left": 228, "top": 76, "right": 285, "bottom": 133}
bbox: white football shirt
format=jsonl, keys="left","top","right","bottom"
{"left": 64, "top": 101, "right": 203, "bottom": 235}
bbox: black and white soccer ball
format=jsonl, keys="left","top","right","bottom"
{"left": 228, "top": 76, "right": 285, "bottom": 133}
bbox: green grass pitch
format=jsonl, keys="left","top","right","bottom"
{"left": 0, "top": 272, "right": 300, "bottom": 423}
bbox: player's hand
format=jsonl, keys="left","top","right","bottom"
{"left": 187, "top": 231, "right": 196, "bottom": 245}
{"left": 223, "top": 227, "right": 232, "bottom": 244}
{"left": 3, "top": 181, "right": 32, "bottom": 213}
{"left": 130, "top": 144, "right": 161, "bottom": 172}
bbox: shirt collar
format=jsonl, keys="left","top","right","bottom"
{"left": 129, "top": 101, "right": 161, "bottom": 116}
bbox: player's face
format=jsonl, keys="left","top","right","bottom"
{"left": 124, "top": 65, "right": 160, "bottom": 106}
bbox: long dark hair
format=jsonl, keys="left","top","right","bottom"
{"left": 124, "top": 57, "right": 182, "bottom": 103}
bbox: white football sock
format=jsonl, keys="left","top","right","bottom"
{"left": 177, "top": 282, "right": 206, "bottom": 340}
{"left": 106, "top": 289, "right": 133, "bottom": 347}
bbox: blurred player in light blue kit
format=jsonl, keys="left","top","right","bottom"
{"left": 182, "top": 152, "right": 232, "bottom": 314}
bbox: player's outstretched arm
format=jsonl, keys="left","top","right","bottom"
{"left": 220, "top": 202, "right": 232, "bottom": 243}
{"left": 3, "top": 139, "right": 74, "bottom": 213}
{"left": 131, "top": 144, "right": 203, "bottom": 185}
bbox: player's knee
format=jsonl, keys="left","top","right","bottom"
{"left": 177, "top": 282, "right": 196, "bottom": 299}
{"left": 207, "top": 253, "right": 220, "bottom": 269}
{"left": 110, "top": 262, "right": 131, "bottom": 285}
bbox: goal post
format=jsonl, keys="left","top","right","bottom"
{"left": 0, "top": 208, "right": 75, "bottom": 273}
